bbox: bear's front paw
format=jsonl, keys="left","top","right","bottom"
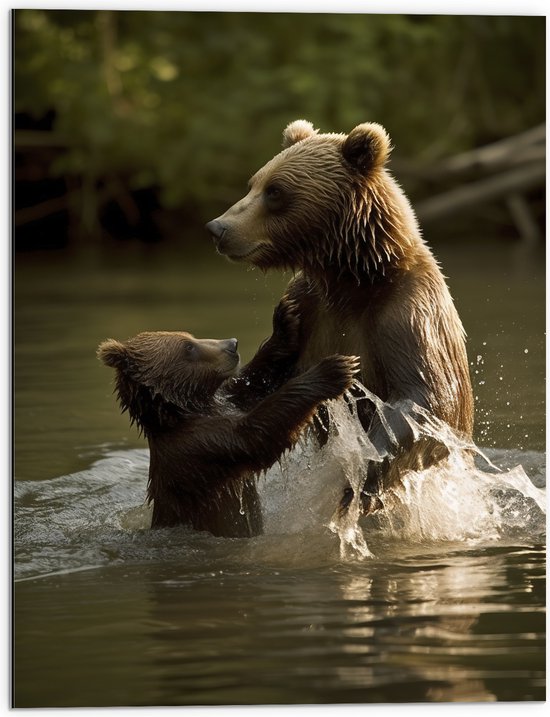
{"left": 271, "top": 297, "right": 300, "bottom": 354}
{"left": 312, "top": 354, "right": 361, "bottom": 400}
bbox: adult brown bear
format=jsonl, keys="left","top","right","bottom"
{"left": 98, "top": 302, "right": 359, "bottom": 537}
{"left": 206, "top": 120, "right": 474, "bottom": 513}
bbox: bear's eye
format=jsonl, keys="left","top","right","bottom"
{"left": 183, "top": 341, "right": 196, "bottom": 356}
{"left": 264, "top": 184, "right": 285, "bottom": 211}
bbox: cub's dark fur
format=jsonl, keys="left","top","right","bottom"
{"left": 99, "top": 301, "right": 358, "bottom": 537}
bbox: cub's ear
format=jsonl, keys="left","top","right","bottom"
{"left": 97, "top": 339, "right": 129, "bottom": 370}
{"left": 342, "top": 122, "right": 391, "bottom": 173}
{"left": 282, "top": 119, "right": 318, "bottom": 149}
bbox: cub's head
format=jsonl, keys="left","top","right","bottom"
{"left": 205, "top": 119, "right": 412, "bottom": 280}
{"left": 98, "top": 331, "right": 239, "bottom": 433}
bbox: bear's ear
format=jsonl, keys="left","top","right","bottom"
{"left": 282, "top": 120, "right": 318, "bottom": 149}
{"left": 342, "top": 122, "right": 392, "bottom": 173}
{"left": 97, "top": 339, "right": 129, "bottom": 370}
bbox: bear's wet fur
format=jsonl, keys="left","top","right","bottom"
{"left": 98, "top": 300, "right": 359, "bottom": 537}
{"left": 207, "top": 120, "right": 474, "bottom": 512}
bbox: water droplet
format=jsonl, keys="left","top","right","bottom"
{"left": 476, "top": 355, "right": 483, "bottom": 364}
{"left": 524, "top": 348, "right": 529, "bottom": 354}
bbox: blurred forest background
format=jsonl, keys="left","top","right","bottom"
{"left": 13, "top": 10, "right": 545, "bottom": 251}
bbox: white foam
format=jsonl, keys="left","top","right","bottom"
{"left": 259, "top": 382, "right": 546, "bottom": 559}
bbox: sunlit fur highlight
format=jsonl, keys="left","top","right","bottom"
{"left": 282, "top": 119, "right": 318, "bottom": 148}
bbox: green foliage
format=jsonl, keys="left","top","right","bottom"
{"left": 14, "top": 10, "right": 546, "bottom": 210}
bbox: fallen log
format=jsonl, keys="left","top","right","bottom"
{"left": 428, "top": 124, "right": 545, "bottom": 178}
{"left": 415, "top": 160, "right": 545, "bottom": 223}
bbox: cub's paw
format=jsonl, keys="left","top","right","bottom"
{"left": 312, "top": 354, "right": 361, "bottom": 400}
{"left": 271, "top": 297, "right": 300, "bottom": 353}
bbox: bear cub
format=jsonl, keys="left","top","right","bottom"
{"left": 98, "top": 303, "right": 359, "bottom": 538}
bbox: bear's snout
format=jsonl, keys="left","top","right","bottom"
{"left": 206, "top": 218, "right": 260, "bottom": 262}
{"left": 205, "top": 219, "right": 227, "bottom": 247}
{"left": 222, "top": 338, "right": 238, "bottom": 354}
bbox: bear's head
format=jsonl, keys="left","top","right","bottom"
{"left": 206, "top": 120, "right": 418, "bottom": 284}
{"left": 98, "top": 331, "right": 239, "bottom": 433}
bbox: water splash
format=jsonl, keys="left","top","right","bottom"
{"left": 260, "top": 381, "right": 545, "bottom": 559}
{"left": 14, "top": 385, "right": 546, "bottom": 579}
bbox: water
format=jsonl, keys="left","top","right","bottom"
{"left": 13, "top": 239, "right": 545, "bottom": 706}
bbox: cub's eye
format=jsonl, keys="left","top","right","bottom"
{"left": 265, "top": 185, "right": 281, "bottom": 199}
{"left": 183, "top": 341, "right": 196, "bottom": 355}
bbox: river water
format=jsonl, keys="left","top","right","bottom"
{"left": 13, "top": 238, "right": 545, "bottom": 706}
